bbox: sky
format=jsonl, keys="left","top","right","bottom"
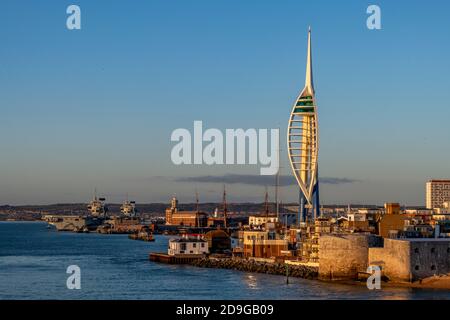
{"left": 0, "top": 0, "right": 449, "bottom": 206}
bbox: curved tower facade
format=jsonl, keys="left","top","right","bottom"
{"left": 287, "top": 27, "right": 320, "bottom": 222}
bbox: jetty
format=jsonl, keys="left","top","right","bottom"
{"left": 149, "top": 252, "right": 205, "bottom": 264}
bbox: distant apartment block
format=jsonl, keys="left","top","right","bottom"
{"left": 426, "top": 180, "right": 450, "bottom": 209}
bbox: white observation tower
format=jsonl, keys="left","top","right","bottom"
{"left": 287, "top": 27, "right": 320, "bottom": 223}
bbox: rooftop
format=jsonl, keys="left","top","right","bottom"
{"left": 390, "top": 238, "right": 450, "bottom": 242}
{"left": 170, "top": 238, "right": 207, "bottom": 243}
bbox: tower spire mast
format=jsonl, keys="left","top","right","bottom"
{"left": 305, "top": 26, "right": 314, "bottom": 93}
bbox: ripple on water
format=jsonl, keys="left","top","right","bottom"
{"left": 0, "top": 222, "right": 448, "bottom": 300}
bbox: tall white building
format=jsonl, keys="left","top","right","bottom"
{"left": 426, "top": 180, "right": 450, "bottom": 209}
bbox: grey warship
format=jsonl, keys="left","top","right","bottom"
{"left": 43, "top": 192, "right": 108, "bottom": 232}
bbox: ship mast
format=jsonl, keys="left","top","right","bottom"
{"left": 195, "top": 188, "right": 200, "bottom": 228}
{"left": 222, "top": 185, "right": 228, "bottom": 228}
{"left": 264, "top": 187, "right": 269, "bottom": 217}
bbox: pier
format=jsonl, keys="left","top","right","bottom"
{"left": 149, "top": 252, "right": 205, "bottom": 264}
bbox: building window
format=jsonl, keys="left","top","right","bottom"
{"left": 431, "top": 265, "right": 436, "bottom": 271}
{"left": 431, "top": 248, "right": 436, "bottom": 253}
{"left": 181, "top": 243, "right": 186, "bottom": 251}
{"left": 447, "top": 248, "right": 450, "bottom": 253}
{"left": 414, "top": 248, "right": 419, "bottom": 254}
{"left": 415, "top": 265, "right": 419, "bottom": 271}
{"left": 201, "top": 243, "right": 205, "bottom": 248}
{"left": 193, "top": 243, "right": 197, "bottom": 248}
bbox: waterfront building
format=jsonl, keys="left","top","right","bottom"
{"left": 168, "top": 236, "right": 208, "bottom": 256}
{"left": 165, "top": 196, "right": 208, "bottom": 227}
{"left": 426, "top": 180, "right": 450, "bottom": 209}
{"left": 204, "top": 230, "right": 231, "bottom": 253}
{"left": 287, "top": 27, "right": 320, "bottom": 222}
{"left": 242, "top": 230, "right": 288, "bottom": 259}
{"left": 230, "top": 230, "right": 245, "bottom": 257}
{"left": 299, "top": 217, "right": 334, "bottom": 263}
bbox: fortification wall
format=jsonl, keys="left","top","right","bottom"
{"left": 318, "top": 234, "right": 380, "bottom": 280}
{"left": 369, "top": 239, "right": 411, "bottom": 282}
{"left": 369, "top": 239, "right": 450, "bottom": 281}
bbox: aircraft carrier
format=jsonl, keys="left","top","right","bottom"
{"left": 43, "top": 192, "right": 108, "bottom": 232}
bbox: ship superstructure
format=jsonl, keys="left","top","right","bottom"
{"left": 87, "top": 191, "right": 108, "bottom": 217}
{"left": 120, "top": 197, "right": 137, "bottom": 217}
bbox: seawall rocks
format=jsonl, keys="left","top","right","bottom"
{"left": 190, "top": 258, "right": 318, "bottom": 279}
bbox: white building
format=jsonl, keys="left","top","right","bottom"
{"left": 168, "top": 237, "right": 208, "bottom": 256}
{"left": 248, "top": 215, "right": 278, "bottom": 227}
{"left": 426, "top": 180, "right": 450, "bottom": 209}
{"left": 347, "top": 213, "right": 367, "bottom": 222}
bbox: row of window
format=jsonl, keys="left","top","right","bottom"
{"left": 247, "top": 236, "right": 265, "bottom": 241}
{"left": 415, "top": 265, "right": 437, "bottom": 271}
{"left": 414, "top": 247, "right": 450, "bottom": 254}
{"left": 179, "top": 243, "right": 205, "bottom": 250}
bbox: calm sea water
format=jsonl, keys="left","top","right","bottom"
{"left": 0, "top": 222, "right": 448, "bottom": 300}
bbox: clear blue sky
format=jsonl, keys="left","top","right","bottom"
{"left": 1, "top": 0, "right": 449, "bottom": 205}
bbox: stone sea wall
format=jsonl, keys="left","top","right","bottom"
{"left": 190, "top": 257, "right": 318, "bottom": 279}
